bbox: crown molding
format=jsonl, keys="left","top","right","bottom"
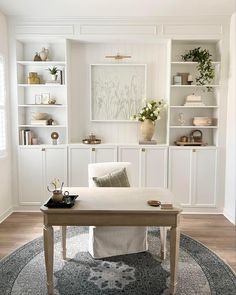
{"left": 8, "top": 15, "right": 231, "bottom": 26}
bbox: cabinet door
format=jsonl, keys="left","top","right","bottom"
{"left": 69, "top": 147, "right": 91, "bottom": 186}
{"left": 119, "top": 147, "right": 141, "bottom": 186}
{"left": 44, "top": 147, "right": 67, "bottom": 200}
{"left": 93, "top": 147, "right": 117, "bottom": 163}
{"left": 168, "top": 149, "right": 192, "bottom": 206}
{"left": 18, "top": 147, "right": 43, "bottom": 205}
{"left": 193, "top": 149, "right": 217, "bottom": 206}
{"left": 142, "top": 147, "right": 168, "bottom": 188}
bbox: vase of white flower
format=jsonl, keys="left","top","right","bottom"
{"left": 140, "top": 119, "right": 155, "bottom": 141}
{"left": 131, "top": 99, "right": 166, "bottom": 141}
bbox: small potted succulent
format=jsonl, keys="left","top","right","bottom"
{"left": 47, "top": 66, "right": 59, "bottom": 81}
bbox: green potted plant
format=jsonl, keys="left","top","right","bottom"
{"left": 47, "top": 66, "right": 59, "bottom": 81}
{"left": 131, "top": 99, "right": 166, "bottom": 141}
{"left": 181, "top": 47, "right": 215, "bottom": 91}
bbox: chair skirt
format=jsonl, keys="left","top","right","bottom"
{"left": 88, "top": 226, "right": 148, "bottom": 258}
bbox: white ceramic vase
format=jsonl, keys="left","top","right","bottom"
{"left": 140, "top": 119, "right": 155, "bottom": 141}
{"left": 39, "top": 47, "right": 49, "bottom": 61}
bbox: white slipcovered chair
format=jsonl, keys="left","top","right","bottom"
{"left": 88, "top": 162, "right": 148, "bottom": 258}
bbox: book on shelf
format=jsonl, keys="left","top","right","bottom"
{"left": 45, "top": 80, "right": 61, "bottom": 85}
{"left": 31, "top": 119, "right": 48, "bottom": 125}
{"left": 19, "top": 129, "right": 33, "bottom": 145}
{"left": 184, "top": 102, "right": 205, "bottom": 106}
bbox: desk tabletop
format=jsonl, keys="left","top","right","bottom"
{"left": 41, "top": 187, "right": 181, "bottom": 214}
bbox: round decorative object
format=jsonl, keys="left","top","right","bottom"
{"left": 51, "top": 132, "right": 59, "bottom": 140}
{"left": 147, "top": 200, "right": 161, "bottom": 207}
{"left": 140, "top": 119, "right": 155, "bottom": 141}
{"left": 190, "top": 129, "right": 203, "bottom": 142}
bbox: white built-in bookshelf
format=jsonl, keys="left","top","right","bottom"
{"left": 168, "top": 40, "right": 221, "bottom": 146}
{"left": 16, "top": 40, "right": 68, "bottom": 145}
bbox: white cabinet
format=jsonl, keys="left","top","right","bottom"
{"left": 68, "top": 145, "right": 117, "bottom": 186}
{"left": 168, "top": 147, "right": 217, "bottom": 207}
{"left": 119, "top": 146, "right": 168, "bottom": 187}
{"left": 18, "top": 146, "right": 67, "bottom": 205}
{"left": 18, "top": 147, "right": 43, "bottom": 205}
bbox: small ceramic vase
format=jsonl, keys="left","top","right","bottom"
{"left": 52, "top": 190, "right": 64, "bottom": 202}
{"left": 33, "top": 52, "right": 42, "bottom": 61}
{"left": 140, "top": 119, "right": 155, "bottom": 141}
{"left": 39, "top": 47, "right": 49, "bottom": 61}
{"left": 51, "top": 74, "right": 58, "bottom": 81}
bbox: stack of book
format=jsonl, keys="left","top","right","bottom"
{"left": 31, "top": 119, "right": 48, "bottom": 125}
{"left": 19, "top": 129, "right": 33, "bottom": 145}
{"left": 184, "top": 94, "right": 205, "bottom": 106}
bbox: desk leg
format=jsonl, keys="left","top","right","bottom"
{"left": 43, "top": 225, "right": 54, "bottom": 295}
{"left": 61, "top": 226, "right": 67, "bottom": 260}
{"left": 160, "top": 227, "right": 167, "bottom": 260}
{"left": 169, "top": 226, "right": 180, "bottom": 295}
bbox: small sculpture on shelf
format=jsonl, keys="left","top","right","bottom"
{"left": 39, "top": 47, "right": 49, "bottom": 61}
{"left": 33, "top": 52, "right": 42, "bottom": 61}
{"left": 82, "top": 133, "right": 101, "bottom": 144}
{"left": 51, "top": 131, "right": 59, "bottom": 145}
{"left": 178, "top": 113, "right": 186, "bottom": 126}
{"left": 175, "top": 130, "right": 206, "bottom": 146}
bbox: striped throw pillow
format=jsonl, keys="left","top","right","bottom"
{"left": 93, "top": 167, "right": 130, "bottom": 187}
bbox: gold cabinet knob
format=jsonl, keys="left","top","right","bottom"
{"left": 193, "top": 149, "right": 196, "bottom": 152}
{"left": 42, "top": 148, "right": 45, "bottom": 151}
{"left": 142, "top": 148, "right": 145, "bottom": 152}
{"left": 92, "top": 148, "right": 95, "bottom": 152}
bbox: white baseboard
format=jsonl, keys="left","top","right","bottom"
{"left": 223, "top": 208, "right": 236, "bottom": 225}
{"left": 0, "top": 207, "right": 13, "bottom": 223}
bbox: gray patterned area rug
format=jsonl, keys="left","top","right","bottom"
{"left": 0, "top": 227, "right": 236, "bottom": 295}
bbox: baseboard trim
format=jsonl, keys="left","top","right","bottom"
{"left": 223, "top": 208, "right": 235, "bottom": 225}
{"left": 0, "top": 207, "right": 13, "bottom": 223}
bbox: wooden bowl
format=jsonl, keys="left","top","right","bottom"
{"left": 147, "top": 200, "right": 161, "bottom": 207}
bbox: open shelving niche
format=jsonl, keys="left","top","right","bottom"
{"left": 16, "top": 38, "right": 69, "bottom": 145}
{"left": 168, "top": 40, "right": 221, "bottom": 147}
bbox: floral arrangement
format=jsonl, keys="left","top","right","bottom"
{"left": 131, "top": 99, "right": 166, "bottom": 122}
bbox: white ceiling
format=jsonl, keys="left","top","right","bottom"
{"left": 0, "top": 0, "right": 235, "bottom": 17}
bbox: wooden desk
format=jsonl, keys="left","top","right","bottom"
{"left": 40, "top": 187, "right": 182, "bottom": 295}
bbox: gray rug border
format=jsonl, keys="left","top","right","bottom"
{"left": 0, "top": 227, "right": 235, "bottom": 295}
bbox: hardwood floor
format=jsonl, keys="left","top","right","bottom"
{"left": 0, "top": 213, "right": 235, "bottom": 272}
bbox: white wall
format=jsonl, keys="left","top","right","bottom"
{"left": 69, "top": 42, "right": 168, "bottom": 144}
{"left": 0, "top": 10, "right": 13, "bottom": 222}
{"left": 224, "top": 12, "right": 236, "bottom": 224}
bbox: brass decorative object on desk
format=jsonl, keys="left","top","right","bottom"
{"left": 28, "top": 72, "right": 40, "bottom": 84}
{"left": 82, "top": 133, "right": 101, "bottom": 144}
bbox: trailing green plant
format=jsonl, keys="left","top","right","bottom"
{"left": 47, "top": 66, "right": 59, "bottom": 75}
{"left": 181, "top": 47, "right": 215, "bottom": 91}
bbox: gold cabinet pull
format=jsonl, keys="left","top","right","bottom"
{"left": 193, "top": 149, "right": 196, "bottom": 152}
{"left": 42, "top": 148, "right": 45, "bottom": 151}
{"left": 92, "top": 148, "right": 95, "bottom": 152}
{"left": 142, "top": 148, "right": 145, "bottom": 152}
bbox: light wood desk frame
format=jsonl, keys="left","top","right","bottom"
{"left": 41, "top": 188, "right": 181, "bottom": 295}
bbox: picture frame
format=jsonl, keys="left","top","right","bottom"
{"left": 34, "top": 94, "right": 42, "bottom": 105}
{"left": 41, "top": 93, "right": 50, "bottom": 104}
{"left": 90, "top": 64, "right": 147, "bottom": 121}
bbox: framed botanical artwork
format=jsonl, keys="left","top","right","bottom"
{"left": 90, "top": 64, "right": 147, "bottom": 121}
